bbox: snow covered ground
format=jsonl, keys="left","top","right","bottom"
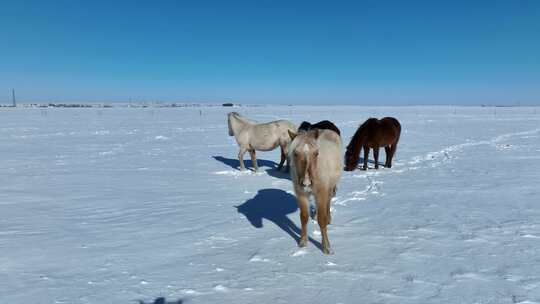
{"left": 1, "top": 105, "right": 540, "bottom": 304}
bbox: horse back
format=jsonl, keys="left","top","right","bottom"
{"left": 250, "top": 119, "right": 295, "bottom": 149}
{"left": 381, "top": 117, "right": 401, "bottom": 137}
{"left": 374, "top": 117, "right": 401, "bottom": 145}
{"left": 357, "top": 117, "right": 400, "bottom": 147}
{"left": 381, "top": 117, "right": 401, "bottom": 131}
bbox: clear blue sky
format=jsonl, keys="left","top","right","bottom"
{"left": 1, "top": 0, "right": 539, "bottom": 105}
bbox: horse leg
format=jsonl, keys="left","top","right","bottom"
{"left": 362, "top": 146, "right": 369, "bottom": 170}
{"left": 284, "top": 145, "right": 291, "bottom": 172}
{"left": 373, "top": 147, "right": 380, "bottom": 169}
{"left": 277, "top": 145, "right": 286, "bottom": 171}
{"left": 238, "top": 147, "right": 247, "bottom": 171}
{"left": 384, "top": 146, "right": 391, "bottom": 167}
{"left": 297, "top": 193, "right": 310, "bottom": 247}
{"left": 327, "top": 191, "right": 333, "bottom": 225}
{"left": 317, "top": 191, "right": 332, "bottom": 254}
{"left": 249, "top": 150, "right": 258, "bottom": 171}
{"left": 388, "top": 143, "right": 398, "bottom": 168}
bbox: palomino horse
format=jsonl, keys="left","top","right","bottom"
{"left": 288, "top": 128, "right": 342, "bottom": 254}
{"left": 298, "top": 120, "right": 341, "bottom": 136}
{"left": 344, "top": 117, "right": 401, "bottom": 171}
{"left": 227, "top": 112, "right": 296, "bottom": 171}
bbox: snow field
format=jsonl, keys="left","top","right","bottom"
{"left": 1, "top": 106, "right": 540, "bottom": 303}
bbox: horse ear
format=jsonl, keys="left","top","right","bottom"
{"left": 288, "top": 130, "right": 297, "bottom": 140}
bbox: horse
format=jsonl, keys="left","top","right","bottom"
{"left": 298, "top": 120, "right": 341, "bottom": 136}
{"left": 288, "top": 128, "right": 342, "bottom": 254}
{"left": 344, "top": 117, "right": 401, "bottom": 171}
{"left": 227, "top": 112, "right": 296, "bottom": 171}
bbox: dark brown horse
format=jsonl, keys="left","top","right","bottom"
{"left": 344, "top": 117, "right": 401, "bottom": 171}
{"left": 298, "top": 120, "right": 341, "bottom": 136}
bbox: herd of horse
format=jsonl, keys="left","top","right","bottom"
{"left": 227, "top": 112, "right": 402, "bottom": 254}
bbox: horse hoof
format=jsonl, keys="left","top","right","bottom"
{"left": 298, "top": 239, "right": 308, "bottom": 247}
{"left": 322, "top": 247, "right": 333, "bottom": 255}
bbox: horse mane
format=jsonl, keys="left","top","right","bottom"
{"left": 231, "top": 112, "right": 256, "bottom": 124}
{"left": 345, "top": 118, "right": 377, "bottom": 168}
{"left": 298, "top": 120, "right": 341, "bottom": 136}
{"left": 228, "top": 112, "right": 257, "bottom": 136}
{"left": 298, "top": 121, "right": 312, "bottom": 132}
{"left": 312, "top": 120, "right": 341, "bottom": 136}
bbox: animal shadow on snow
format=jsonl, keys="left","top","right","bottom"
{"left": 138, "top": 297, "right": 184, "bottom": 304}
{"left": 235, "top": 188, "right": 323, "bottom": 251}
{"left": 212, "top": 156, "right": 290, "bottom": 180}
{"left": 213, "top": 155, "right": 277, "bottom": 170}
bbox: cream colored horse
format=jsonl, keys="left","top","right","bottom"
{"left": 227, "top": 112, "right": 296, "bottom": 171}
{"left": 288, "top": 128, "right": 342, "bottom": 254}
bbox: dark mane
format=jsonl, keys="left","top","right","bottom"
{"left": 298, "top": 120, "right": 341, "bottom": 136}
{"left": 298, "top": 121, "right": 312, "bottom": 132}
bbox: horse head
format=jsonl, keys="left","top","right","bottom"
{"left": 344, "top": 149, "right": 358, "bottom": 171}
{"left": 289, "top": 129, "right": 320, "bottom": 192}
{"left": 344, "top": 119, "right": 375, "bottom": 171}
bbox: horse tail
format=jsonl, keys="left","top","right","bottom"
{"left": 391, "top": 118, "right": 401, "bottom": 145}
{"left": 287, "top": 121, "right": 297, "bottom": 134}
{"left": 227, "top": 113, "right": 234, "bottom": 136}
{"left": 280, "top": 121, "right": 297, "bottom": 147}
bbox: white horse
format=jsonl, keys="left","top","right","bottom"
{"left": 288, "top": 128, "right": 342, "bottom": 254}
{"left": 227, "top": 112, "right": 296, "bottom": 171}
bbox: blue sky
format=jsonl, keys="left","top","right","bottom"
{"left": 1, "top": 0, "right": 539, "bottom": 105}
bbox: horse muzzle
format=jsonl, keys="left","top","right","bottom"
{"left": 300, "top": 176, "right": 312, "bottom": 193}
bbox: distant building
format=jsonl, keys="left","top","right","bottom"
{"left": 222, "top": 103, "right": 234, "bottom": 107}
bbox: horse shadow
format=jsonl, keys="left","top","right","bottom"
{"left": 138, "top": 297, "right": 184, "bottom": 304}
{"left": 212, "top": 156, "right": 290, "bottom": 180}
{"left": 265, "top": 168, "right": 291, "bottom": 180}
{"left": 212, "top": 155, "right": 278, "bottom": 171}
{"left": 235, "top": 188, "right": 323, "bottom": 251}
